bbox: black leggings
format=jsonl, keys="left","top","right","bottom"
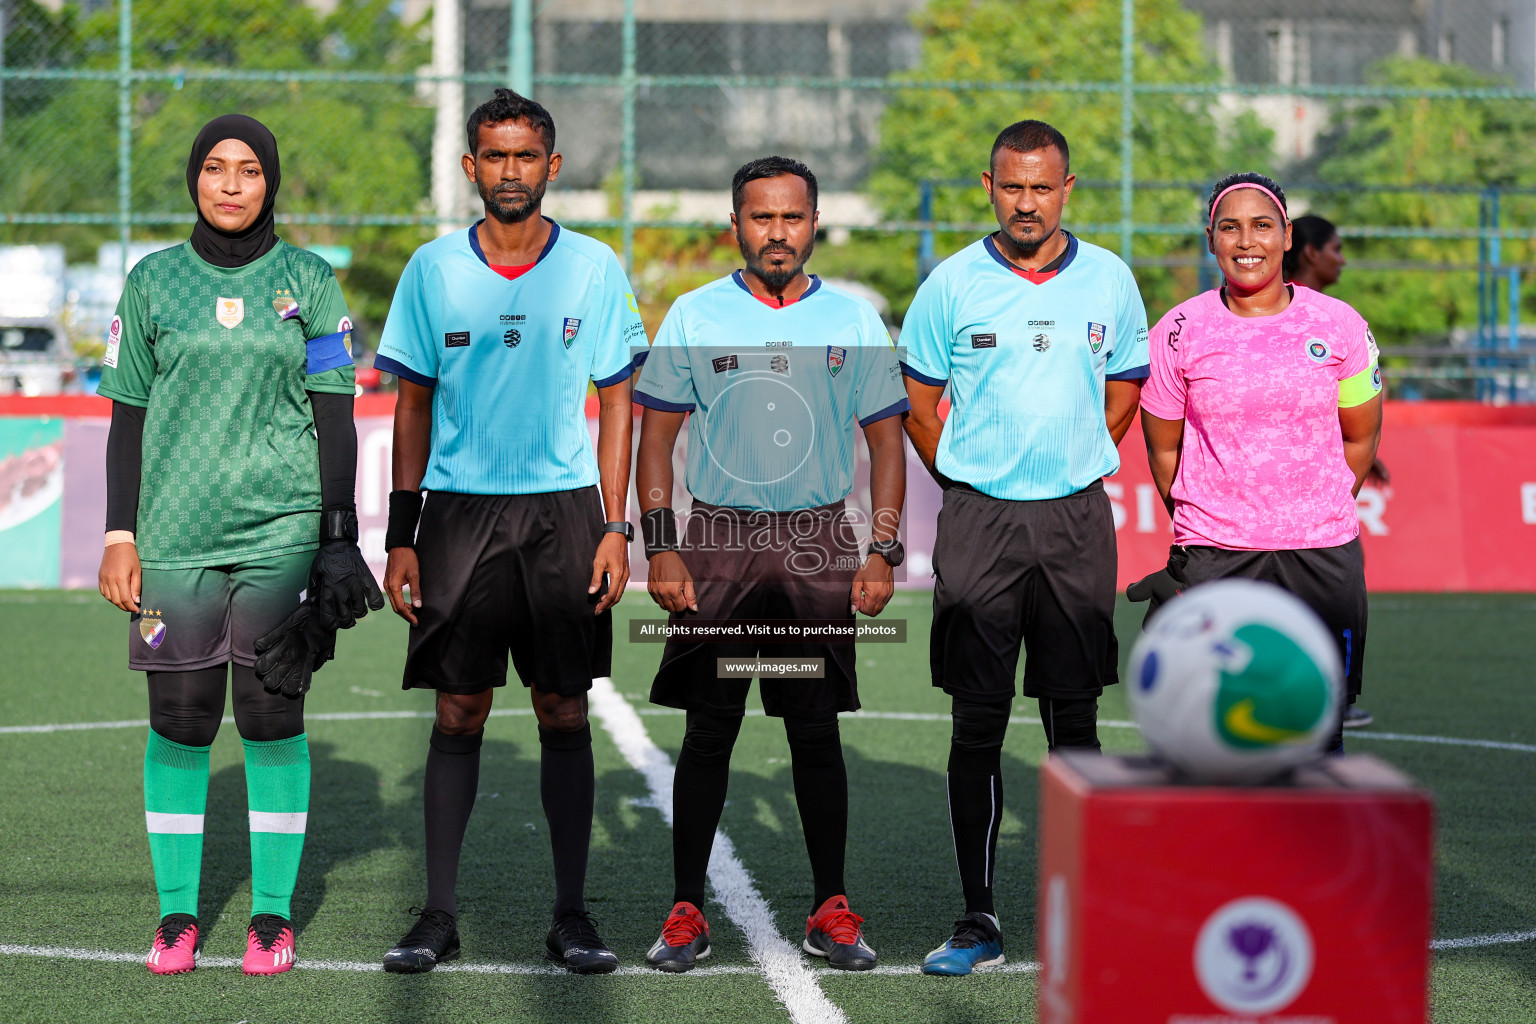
{"left": 147, "top": 664, "right": 305, "bottom": 746}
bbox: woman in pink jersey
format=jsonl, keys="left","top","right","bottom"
{"left": 1134, "top": 172, "right": 1383, "bottom": 753}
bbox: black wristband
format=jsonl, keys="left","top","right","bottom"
{"left": 320, "top": 507, "right": 359, "bottom": 544}
{"left": 641, "top": 507, "right": 679, "bottom": 559}
{"left": 386, "top": 490, "right": 423, "bottom": 550}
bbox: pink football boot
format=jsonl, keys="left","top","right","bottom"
{"left": 146, "top": 914, "right": 199, "bottom": 975}
{"left": 243, "top": 914, "right": 297, "bottom": 975}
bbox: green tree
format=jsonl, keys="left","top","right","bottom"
{"left": 869, "top": 0, "right": 1271, "bottom": 320}
{"left": 1313, "top": 57, "right": 1536, "bottom": 345}
{"left": 0, "top": 0, "right": 432, "bottom": 338}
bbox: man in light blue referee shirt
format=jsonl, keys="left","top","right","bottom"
{"left": 900, "top": 120, "right": 1150, "bottom": 975}
{"left": 371, "top": 89, "right": 644, "bottom": 976}
{"left": 631, "top": 157, "right": 906, "bottom": 974}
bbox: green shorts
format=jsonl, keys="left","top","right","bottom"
{"left": 129, "top": 550, "right": 314, "bottom": 673}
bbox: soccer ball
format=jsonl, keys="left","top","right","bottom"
{"left": 1127, "top": 579, "right": 1342, "bottom": 783}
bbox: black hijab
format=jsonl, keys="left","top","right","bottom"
{"left": 186, "top": 114, "right": 281, "bottom": 268}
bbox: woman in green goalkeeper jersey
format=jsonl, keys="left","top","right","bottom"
{"left": 95, "top": 114, "right": 382, "bottom": 976}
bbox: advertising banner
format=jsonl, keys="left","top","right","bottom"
{"left": 7, "top": 397, "right": 1535, "bottom": 593}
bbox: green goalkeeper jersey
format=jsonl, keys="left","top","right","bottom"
{"left": 98, "top": 240, "right": 356, "bottom": 569}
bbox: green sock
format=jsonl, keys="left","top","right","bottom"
{"left": 243, "top": 734, "right": 310, "bottom": 919}
{"left": 144, "top": 730, "right": 210, "bottom": 919}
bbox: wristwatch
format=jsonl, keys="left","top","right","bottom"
{"left": 869, "top": 538, "right": 904, "bottom": 567}
{"left": 604, "top": 521, "right": 635, "bottom": 542}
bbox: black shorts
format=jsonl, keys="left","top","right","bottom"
{"left": 403, "top": 488, "right": 612, "bottom": 696}
{"left": 930, "top": 481, "right": 1118, "bottom": 702}
{"left": 649, "top": 500, "right": 859, "bottom": 719}
{"left": 1154, "top": 538, "right": 1368, "bottom": 699}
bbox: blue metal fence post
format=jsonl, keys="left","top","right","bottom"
{"left": 917, "top": 181, "right": 935, "bottom": 283}
{"left": 117, "top": 0, "right": 132, "bottom": 280}
{"left": 1118, "top": 0, "right": 1135, "bottom": 263}
{"left": 620, "top": 0, "right": 636, "bottom": 276}
{"left": 509, "top": 0, "right": 532, "bottom": 95}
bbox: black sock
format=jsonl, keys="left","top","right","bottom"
{"left": 671, "top": 711, "right": 743, "bottom": 909}
{"left": 540, "top": 723, "right": 594, "bottom": 917}
{"left": 1039, "top": 695, "right": 1100, "bottom": 752}
{"left": 784, "top": 715, "right": 847, "bottom": 911}
{"left": 948, "top": 697, "right": 1010, "bottom": 918}
{"left": 424, "top": 726, "right": 483, "bottom": 917}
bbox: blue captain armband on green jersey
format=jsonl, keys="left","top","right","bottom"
{"left": 306, "top": 330, "right": 353, "bottom": 375}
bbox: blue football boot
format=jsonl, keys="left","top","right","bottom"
{"left": 921, "top": 912, "right": 1004, "bottom": 975}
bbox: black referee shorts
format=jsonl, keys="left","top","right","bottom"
{"left": 930, "top": 480, "right": 1119, "bottom": 702}
{"left": 1154, "top": 538, "right": 1368, "bottom": 699}
{"left": 650, "top": 500, "right": 860, "bottom": 719}
{"left": 403, "top": 488, "right": 612, "bottom": 697}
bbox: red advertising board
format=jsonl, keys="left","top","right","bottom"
{"left": 3, "top": 397, "right": 1533, "bottom": 591}
{"left": 1038, "top": 752, "right": 1434, "bottom": 1024}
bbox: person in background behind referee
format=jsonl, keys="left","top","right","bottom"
{"left": 1283, "top": 213, "right": 1381, "bottom": 730}
{"left": 371, "top": 89, "right": 645, "bottom": 974}
{"left": 1133, "top": 173, "right": 1383, "bottom": 755}
{"left": 900, "top": 120, "right": 1150, "bottom": 976}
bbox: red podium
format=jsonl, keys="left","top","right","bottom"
{"left": 1038, "top": 752, "right": 1433, "bottom": 1024}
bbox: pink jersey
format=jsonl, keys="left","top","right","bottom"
{"left": 1141, "top": 285, "right": 1373, "bottom": 551}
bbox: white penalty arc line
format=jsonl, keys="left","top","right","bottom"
{"left": 588, "top": 675, "right": 847, "bottom": 1024}
{"left": 3, "top": 708, "right": 1533, "bottom": 755}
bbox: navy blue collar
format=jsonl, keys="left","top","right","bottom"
{"left": 730, "top": 270, "right": 821, "bottom": 305}
{"left": 467, "top": 217, "right": 561, "bottom": 269}
{"left": 983, "top": 230, "right": 1077, "bottom": 277}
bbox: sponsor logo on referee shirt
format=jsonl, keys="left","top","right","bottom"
{"left": 503, "top": 328, "right": 521, "bottom": 348}
{"left": 712, "top": 354, "right": 738, "bottom": 373}
{"left": 215, "top": 297, "right": 244, "bottom": 330}
{"left": 827, "top": 346, "right": 846, "bottom": 377}
{"left": 444, "top": 331, "right": 470, "bottom": 348}
{"left": 1032, "top": 333, "right": 1052, "bottom": 352}
{"left": 1088, "top": 322, "right": 1106, "bottom": 353}
{"left": 563, "top": 317, "right": 581, "bottom": 348}
{"left": 771, "top": 354, "right": 790, "bottom": 374}
{"left": 970, "top": 333, "right": 996, "bottom": 349}
{"left": 1306, "top": 339, "right": 1331, "bottom": 363}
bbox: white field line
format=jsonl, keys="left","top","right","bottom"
{"left": 3, "top": 930, "right": 1530, "bottom": 975}
{"left": 588, "top": 676, "right": 847, "bottom": 1024}
{"left": 1430, "top": 929, "right": 1536, "bottom": 951}
{"left": 7, "top": 707, "right": 1533, "bottom": 755}
{"left": 0, "top": 942, "right": 1041, "bottom": 976}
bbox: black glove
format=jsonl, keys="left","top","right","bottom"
{"left": 309, "top": 510, "right": 386, "bottom": 634}
{"left": 1126, "top": 567, "right": 1183, "bottom": 604}
{"left": 254, "top": 602, "right": 318, "bottom": 698}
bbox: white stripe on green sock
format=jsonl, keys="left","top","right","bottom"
{"left": 243, "top": 734, "right": 310, "bottom": 919}
{"left": 144, "top": 730, "right": 210, "bottom": 919}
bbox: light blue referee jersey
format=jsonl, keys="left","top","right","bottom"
{"left": 374, "top": 220, "right": 644, "bottom": 495}
{"left": 634, "top": 272, "right": 908, "bottom": 512}
{"left": 901, "top": 232, "right": 1150, "bottom": 501}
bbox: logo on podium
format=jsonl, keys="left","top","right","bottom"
{"left": 1194, "top": 896, "right": 1314, "bottom": 1015}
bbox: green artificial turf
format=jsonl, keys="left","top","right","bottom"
{"left": 0, "top": 590, "right": 1532, "bottom": 1022}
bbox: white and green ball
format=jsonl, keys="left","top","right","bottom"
{"left": 1127, "top": 579, "right": 1343, "bottom": 784}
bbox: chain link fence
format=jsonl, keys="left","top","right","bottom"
{"left": 2, "top": 0, "right": 1534, "bottom": 399}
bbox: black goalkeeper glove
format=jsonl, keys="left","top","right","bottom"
{"left": 1126, "top": 567, "right": 1183, "bottom": 604}
{"left": 254, "top": 602, "right": 319, "bottom": 698}
{"left": 309, "top": 509, "right": 386, "bottom": 634}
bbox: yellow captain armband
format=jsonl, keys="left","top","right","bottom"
{"left": 1338, "top": 359, "right": 1382, "bottom": 408}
